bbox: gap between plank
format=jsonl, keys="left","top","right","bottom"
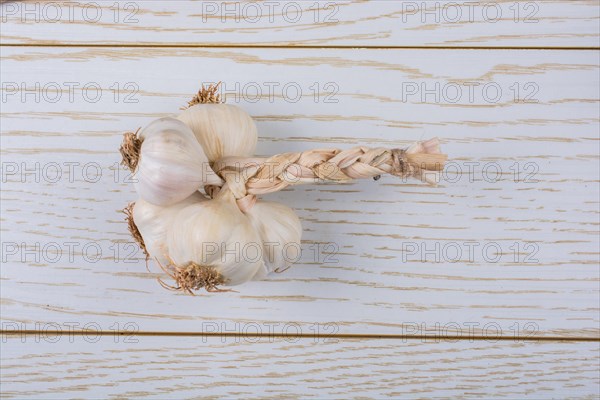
{"left": 1, "top": 43, "right": 599, "bottom": 50}
{"left": 2, "top": 330, "right": 599, "bottom": 342}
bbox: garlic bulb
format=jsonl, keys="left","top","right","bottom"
{"left": 132, "top": 192, "right": 207, "bottom": 266}
{"left": 166, "top": 189, "right": 265, "bottom": 290}
{"left": 246, "top": 201, "right": 302, "bottom": 275}
{"left": 133, "top": 117, "right": 222, "bottom": 206}
{"left": 177, "top": 104, "right": 257, "bottom": 162}
{"left": 120, "top": 84, "right": 449, "bottom": 295}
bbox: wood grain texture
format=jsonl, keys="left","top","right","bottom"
{"left": 1, "top": 0, "right": 599, "bottom": 48}
{"left": 1, "top": 47, "right": 599, "bottom": 337}
{"left": 1, "top": 337, "right": 599, "bottom": 399}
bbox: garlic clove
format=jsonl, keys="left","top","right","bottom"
{"left": 132, "top": 191, "right": 207, "bottom": 266}
{"left": 177, "top": 104, "right": 258, "bottom": 162}
{"left": 246, "top": 201, "right": 302, "bottom": 274}
{"left": 167, "top": 190, "right": 265, "bottom": 289}
{"left": 134, "top": 117, "right": 222, "bottom": 206}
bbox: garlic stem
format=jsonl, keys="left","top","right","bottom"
{"left": 208, "top": 138, "right": 447, "bottom": 198}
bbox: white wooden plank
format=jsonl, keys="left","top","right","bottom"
{"left": 1, "top": 0, "right": 599, "bottom": 48}
{"left": 1, "top": 337, "right": 598, "bottom": 399}
{"left": 1, "top": 47, "right": 599, "bottom": 337}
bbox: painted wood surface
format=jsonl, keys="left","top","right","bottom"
{"left": 1, "top": 0, "right": 599, "bottom": 397}
{"left": 1, "top": 47, "right": 598, "bottom": 337}
{"left": 1, "top": 0, "right": 599, "bottom": 48}
{"left": 1, "top": 337, "right": 599, "bottom": 399}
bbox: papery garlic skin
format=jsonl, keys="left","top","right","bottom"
{"left": 134, "top": 117, "right": 221, "bottom": 206}
{"left": 133, "top": 192, "right": 207, "bottom": 266}
{"left": 177, "top": 104, "right": 257, "bottom": 162}
{"left": 246, "top": 201, "right": 302, "bottom": 276}
{"left": 168, "top": 190, "right": 265, "bottom": 286}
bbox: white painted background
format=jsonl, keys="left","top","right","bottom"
{"left": 1, "top": 1, "right": 599, "bottom": 398}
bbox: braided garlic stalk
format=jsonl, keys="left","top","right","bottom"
{"left": 120, "top": 84, "right": 447, "bottom": 294}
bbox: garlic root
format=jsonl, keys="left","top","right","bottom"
{"left": 122, "top": 202, "right": 149, "bottom": 262}
{"left": 119, "top": 128, "right": 142, "bottom": 172}
{"left": 157, "top": 257, "right": 229, "bottom": 295}
{"left": 183, "top": 82, "right": 222, "bottom": 109}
